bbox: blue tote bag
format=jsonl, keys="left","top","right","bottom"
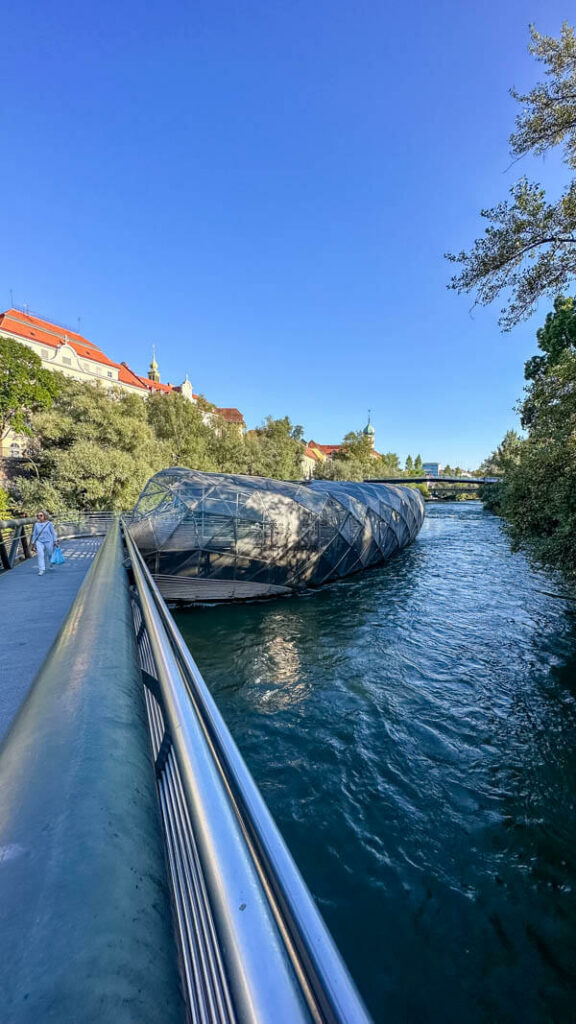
{"left": 50, "top": 547, "right": 65, "bottom": 566}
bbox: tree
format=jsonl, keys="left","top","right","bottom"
{"left": 487, "top": 357, "right": 576, "bottom": 572}
{"left": 405, "top": 454, "right": 414, "bottom": 474}
{"left": 478, "top": 431, "right": 523, "bottom": 477}
{"left": 447, "top": 24, "right": 576, "bottom": 329}
{"left": 0, "top": 337, "right": 62, "bottom": 445}
{"left": 525, "top": 294, "right": 576, "bottom": 381}
{"left": 521, "top": 294, "right": 576, "bottom": 426}
{"left": 146, "top": 392, "right": 215, "bottom": 470}
{"left": 334, "top": 430, "right": 378, "bottom": 479}
{"left": 0, "top": 484, "right": 11, "bottom": 517}
{"left": 14, "top": 382, "right": 168, "bottom": 512}
{"left": 380, "top": 452, "right": 403, "bottom": 475}
{"left": 414, "top": 454, "right": 423, "bottom": 473}
{"left": 244, "top": 417, "right": 304, "bottom": 479}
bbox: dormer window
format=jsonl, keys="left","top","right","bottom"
{"left": 62, "top": 356, "right": 72, "bottom": 366}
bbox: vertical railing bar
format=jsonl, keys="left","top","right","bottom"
{"left": 164, "top": 766, "right": 219, "bottom": 1024}
{"left": 149, "top": 681, "right": 225, "bottom": 1023}
{"left": 144, "top": 685, "right": 205, "bottom": 1022}
{"left": 158, "top": 782, "right": 203, "bottom": 1024}
{"left": 165, "top": 751, "right": 235, "bottom": 1024}
{"left": 145, "top": 682, "right": 224, "bottom": 1023}
{"left": 168, "top": 753, "right": 237, "bottom": 1024}
{"left": 0, "top": 530, "right": 11, "bottom": 571}
{"left": 160, "top": 771, "right": 212, "bottom": 1024}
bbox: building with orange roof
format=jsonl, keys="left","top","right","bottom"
{"left": 0, "top": 306, "right": 244, "bottom": 457}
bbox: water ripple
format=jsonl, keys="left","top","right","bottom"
{"left": 175, "top": 502, "right": 576, "bottom": 1024}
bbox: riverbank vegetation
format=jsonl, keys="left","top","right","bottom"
{"left": 1, "top": 338, "right": 432, "bottom": 513}
{"left": 480, "top": 299, "right": 576, "bottom": 576}
{"left": 449, "top": 23, "right": 576, "bottom": 579}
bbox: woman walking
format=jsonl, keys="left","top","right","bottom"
{"left": 31, "top": 511, "right": 59, "bottom": 576}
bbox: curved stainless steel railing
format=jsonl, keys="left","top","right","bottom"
{"left": 124, "top": 523, "right": 373, "bottom": 1024}
{"left": 0, "top": 512, "right": 130, "bottom": 572}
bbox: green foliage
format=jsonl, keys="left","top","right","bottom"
{"left": 333, "top": 430, "right": 379, "bottom": 479}
{"left": 14, "top": 382, "right": 168, "bottom": 513}
{"left": 8, "top": 368, "right": 429, "bottom": 514}
{"left": 414, "top": 454, "right": 423, "bottom": 473}
{"left": 405, "top": 454, "right": 414, "bottom": 474}
{"left": 482, "top": 343, "right": 576, "bottom": 574}
{"left": 244, "top": 417, "right": 304, "bottom": 479}
{"left": 0, "top": 337, "right": 62, "bottom": 441}
{"left": 379, "top": 452, "right": 402, "bottom": 475}
{"left": 478, "top": 430, "right": 523, "bottom": 477}
{"left": 146, "top": 392, "right": 214, "bottom": 470}
{"left": 525, "top": 295, "right": 576, "bottom": 380}
{"left": 447, "top": 24, "right": 576, "bottom": 329}
{"left": 408, "top": 482, "right": 430, "bottom": 499}
{"left": 0, "top": 484, "right": 12, "bottom": 517}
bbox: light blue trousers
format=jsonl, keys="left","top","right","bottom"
{"left": 37, "top": 541, "right": 54, "bottom": 572}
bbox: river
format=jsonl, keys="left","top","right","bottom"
{"left": 174, "top": 501, "right": 576, "bottom": 1023}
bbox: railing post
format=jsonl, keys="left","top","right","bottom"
{"left": 8, "top": 524, "right": 24, "bottom": 568}
{"left": 0, "top": 528, "right": 9, "bottom": 571}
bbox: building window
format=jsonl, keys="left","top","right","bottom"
{"left": 107, "top": 371, "right": 113, "bottom": 379}
{"left": 10, "top": 443, "right": 20, "bottom": 458}
{"left": 41, "top": 349, "right": 49, "bottom": 359}
{"left": 62, "top": 357, "right": 72, "bottom": 366}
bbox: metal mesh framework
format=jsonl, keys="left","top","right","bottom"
{"left": 131, "top": 469, "right": 425, "bottom": 602}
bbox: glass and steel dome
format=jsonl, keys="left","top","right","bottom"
{"left": 131, "top": 469, "right": 425, "bottom": 602}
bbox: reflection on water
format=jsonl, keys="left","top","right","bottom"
{"left": 175, "top": 502, "right": 576, "bottom": 1024}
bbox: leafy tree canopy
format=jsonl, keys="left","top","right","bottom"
{"left": 0, "top": 337, "right": 62, "bottom": 440}
{"left": 17, "top": 381, "right": 168, "bottom": 512}
{"left": 447, "top": 24, "right": 576, "bottom": 329}
{"left": 524, "top": 293, "right": 576, "bottom": 380}
{"left": 244, "top": 416, "right": 304, "bottom": 479}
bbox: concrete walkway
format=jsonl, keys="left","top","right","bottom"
{"left": 0, "top": 537, "right": 101, "bottom": 743}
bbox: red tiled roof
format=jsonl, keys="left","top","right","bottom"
{"left": 137, "top": 375, "right": 174, "bottom": 394}
{"left": 216, "top": 407, "right": 245, "bottom": 424}
{"left": 116, "top": 362, "right": 148, "bottom": 390}
{"left": 0, "top": 307, "right": 242, "bottom": 410}
{"left": 303, "top": 444, "right": 324, "bottom": 462}
{"left": 0, "top": 308, "right": 117, "bottom": 367}
{"left": 308, "top": 440, "right": 341, "bottom": 456}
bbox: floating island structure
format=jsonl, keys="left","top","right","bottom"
{"left": 131, "top": 469, "right": 425, "bottom": 603}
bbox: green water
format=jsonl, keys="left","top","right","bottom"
{"left": 175, "top": 502, "right": 576, "bottom": 1023}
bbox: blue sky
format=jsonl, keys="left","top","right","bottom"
{"left": 0, "top": 0, "right": 570, "bottom": 467}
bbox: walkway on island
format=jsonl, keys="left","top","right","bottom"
{"left": 0, "top": 536, "right": 101, "bottom": 743}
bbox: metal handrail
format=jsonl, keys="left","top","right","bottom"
{"left": 0, "top": 524, "right": 187, "bottom": 1022}
{"left": 124, "top": 524, "right": 372, "bottom": 1024}
{"left": 0, "top": 513, "right": 130, "bottom": 571}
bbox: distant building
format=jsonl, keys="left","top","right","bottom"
{"left": 301, "top": 442, "right": 329, "bottom": 479}
{"left": 362, "top": 412, "right": 375, "bottom": 448}
{"left": 422, "top": 462, "right": 441, "bottom": 477}
{"left": 302, "top": 416, "right": 382, "bottom": 478}
{"left": 0, "top": 306, "right": 244, "bottom": 456}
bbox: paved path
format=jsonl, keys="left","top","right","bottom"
{"left": 0, "top": 537, "right": 101, "bottom": 743}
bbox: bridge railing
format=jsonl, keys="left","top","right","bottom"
{"left": 0, "top": 517, "right": 34, "bottom": 571}
{"left": 124, "top": 522, "right": 372, "bottom": 1024}
{"left": 0, "top": 511, "right": 130, "bottom": 572}
{"left": 0, "top": 523, "right": 187, "bottom": 1023}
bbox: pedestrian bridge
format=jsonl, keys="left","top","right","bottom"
{"left": 0, "top": 516, "right": 371, "bottom": 1024}
{"left": 366, "top": 476, "right": 501, "bottom": 485}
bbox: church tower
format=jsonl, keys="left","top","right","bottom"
{"left": 363, "top": 410, "right": 375, "bottom": 448}
{"left": 148, "top": 346, "right": 160, "bottom": 383}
